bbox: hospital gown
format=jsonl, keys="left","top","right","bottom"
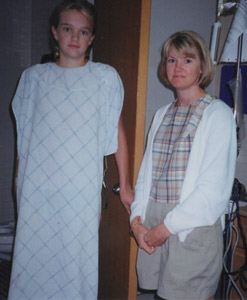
{"left": 8, "top": 61, "right": 123, "bottom": 300}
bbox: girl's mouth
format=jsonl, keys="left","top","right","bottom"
{"left": 68, "top": 44, "right": 80, "bottom": 48}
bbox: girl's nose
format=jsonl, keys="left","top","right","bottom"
{"left": 72, "top": 30, "right": 79, "bottom": 40}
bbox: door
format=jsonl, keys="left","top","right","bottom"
{"left": 93, "top": 0, "right": 151, "bottom": 299}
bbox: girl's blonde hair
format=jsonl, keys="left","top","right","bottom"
{"left": 49, "top": 0, "right": 97, "bottom": 61}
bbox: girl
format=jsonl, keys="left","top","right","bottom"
{"left": 9, "top": 1, "right": 132, "bottom": 299}
{"left": 130, "top": 31, "right": 237, "bottom": 300}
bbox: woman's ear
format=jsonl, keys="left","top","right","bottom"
{"left": 51, "top": 26, "right": 58, "bottom": 41}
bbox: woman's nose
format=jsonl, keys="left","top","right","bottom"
{"left": 174, "top": 61, "right": 182, "bottom": 71}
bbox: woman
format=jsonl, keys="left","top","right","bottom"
{"left": 130, "top": 31, "right": 237, "bottom": 300}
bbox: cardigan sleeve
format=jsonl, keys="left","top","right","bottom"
{"left": 164, "top": 101, "right": 237, "bottom": 235}
{"left": 130, "top": 149, "right": 147, "bottom": 223}
{"left": 130, "top": 105, "right": 171, "bottom": 223}
{"left": 130, "top": 116, "right": 154, "bottom": 224}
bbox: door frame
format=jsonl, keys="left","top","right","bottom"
{"left": 128, "top": 0, "right": 151, "bottom": 298}
{"left": 93, "top": 0, "right": 151, "bottom": 298}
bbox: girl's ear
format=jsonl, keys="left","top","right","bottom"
{"left": 88, "top": 35, "right": 95, "bottom": 47}
{"left": 51, "top": 26, "right": 58, "bottom": 41}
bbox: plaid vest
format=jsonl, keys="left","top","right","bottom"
{"left": 150, "top": 94, "right": 214, "bottom": 203}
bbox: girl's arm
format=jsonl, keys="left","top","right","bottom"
{"left": 114, "top": 114, "right": 134, "bottom": 215}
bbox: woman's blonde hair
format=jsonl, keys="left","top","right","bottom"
{"left": 159, "top": 30, "right": 214, "bottom": 89}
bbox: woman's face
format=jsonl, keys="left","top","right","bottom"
{"left": 166, "top": 46, "right": 202, "bottom": 92}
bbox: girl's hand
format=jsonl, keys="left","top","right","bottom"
{"left": 144, "top": 222, "right": 171, "bottom": 248}
{"left": 131, "top": 217, "right": 157, "bottom": 255}
{"left": 120, "top": 186, "right": 134, "bottom": 215}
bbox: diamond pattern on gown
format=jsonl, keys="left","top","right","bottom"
{"left": 9, "top": 61, "right": 123, "bottom": 300}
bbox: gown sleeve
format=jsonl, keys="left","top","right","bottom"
{"left": 12, "top": 70, "right": 28, "bottom": 155}
{"left": 104, "top": 66, "right": 124, "bottom": 156}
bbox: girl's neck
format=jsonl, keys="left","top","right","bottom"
{"left": 175, "top": 87, "right": 205, "bottom": 107}
{"left": 55, "top": 56, "right": 88, "bottom": 68}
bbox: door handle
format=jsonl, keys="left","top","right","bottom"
{"left": 112, "top": 183, "right": 120, "bottom": 195}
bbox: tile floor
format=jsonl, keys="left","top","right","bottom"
{"left": 137, "top": 290, "right": 155, "bottom": 300}
{"left": 0, "top": 259, "right": 11, "bottom": 300}
{"left": 0, "top": 260, "right": 225, "bottom": 300}
{"left": 0, "top": 259, "right": 153, "bottom": 300}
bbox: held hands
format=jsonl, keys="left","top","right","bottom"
{"left": 131, "top": 217, "right": 157, "bottom": 255}
{"left": 144, "top": 223, "right": 171, "bottom": 248}
{"left": 131, "top": 217, "right": 171, "bottom": 255}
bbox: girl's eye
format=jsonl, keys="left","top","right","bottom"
{"left": 63, "top": 27, "right": 70, "bottom": 32}
{"left": 185, "top": 58, "right": 192, "bottom": 63}
{"left": 81, "top": 30, "right": 89, "bottom": 36}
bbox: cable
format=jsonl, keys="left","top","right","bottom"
{"left": 222, "top": 179, "right": 247, "bottom": 299}
{"left": 224, "top": 224, "right": 242, "bottom": 299}
{"left": 223, "top": 201, "right": 242, "bottom": 299}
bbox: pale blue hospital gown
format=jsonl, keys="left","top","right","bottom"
{"left": 9, "top": 61, "right": 123, "bottom": 300}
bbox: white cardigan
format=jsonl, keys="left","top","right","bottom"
{"left": 130, "top": 98, "right": 237, "bottom": 242}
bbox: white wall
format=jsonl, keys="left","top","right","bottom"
{"left": 0, "top": 0, "right": 60, "bottom": 224}
{"left": 213, "top": 13, "right": 247, "bottom": 189}
{"left": 146, "top": 0, "right": 217, "bottom": 134}
{"left": 1, "top": 0, "right": 246, "bottom": 224}
{"left": 146, "top": 0, "right": 247, "bottom": 191}
{"left": 235, "top": 117, "right": 247, "bottom": 186}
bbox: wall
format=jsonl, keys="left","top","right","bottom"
{"left": 213, "top": 13, "right": 247, "bottom": 189}
{"left": 146, "top": 0, "right": 216, "bottom": 134}
{"left": 0, "top": 1, "right": 31, "bottom": 224}
{"left": 146, "top": 0, "right": 247, "bottom": 189}
{"left": 0, "top": 0, "right": 60, "bottom": 224}
{"left": 1, "top": 0, "right": 246, "bottom": 224}
{"left": 235, "top": 116, "right": 247, "bottom": 186}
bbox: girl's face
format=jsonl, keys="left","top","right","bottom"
{"left": 52, "top": 9, "right": 94, "bottom": 67}
{"left": 166, "top": 46, "right": 202, "bottom": 92}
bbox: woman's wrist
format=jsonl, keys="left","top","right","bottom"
{"left": 130, "top": 216, "right": 142, "bottom": 237}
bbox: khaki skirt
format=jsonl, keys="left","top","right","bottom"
{"left": 137, "top": 200, "right": 223, "bottom": 300}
